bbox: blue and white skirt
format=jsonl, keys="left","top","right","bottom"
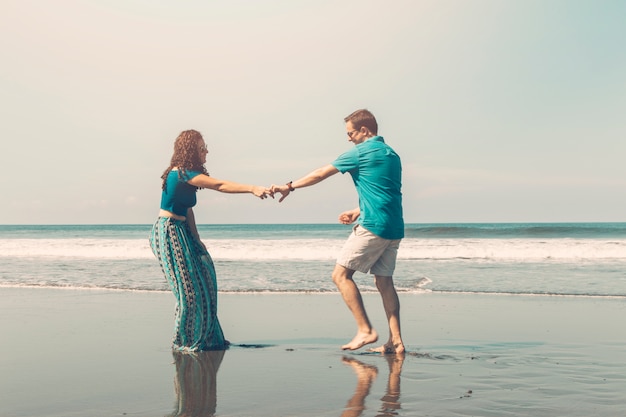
{"left": 149, "top": 217, "right": 227, "bottom": 351}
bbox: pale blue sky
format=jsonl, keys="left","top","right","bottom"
{"left": 1, "top": 0, "right": 625, "bottom": 224}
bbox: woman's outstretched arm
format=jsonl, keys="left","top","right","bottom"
{"left": 187, "top": 174, "right": 271, "bottom": 199}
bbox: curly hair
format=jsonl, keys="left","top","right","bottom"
{"left": 161, "top": 129, "right": 209, "bottom": 190}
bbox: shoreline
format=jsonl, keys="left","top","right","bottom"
{"left": 2, "top": 284, "right": 626, "bottom": 299}
{"left": 1, "top": 288, "right": 625, "bottom": 416}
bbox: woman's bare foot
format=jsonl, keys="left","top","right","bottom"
{"left": 341, "top": 330, "right": 379, "bottom": 351}
{"left": 368, "top": 340, "right": 405, "bottom": 354}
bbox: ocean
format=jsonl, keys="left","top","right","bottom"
{"left": 1, "top": 223, "right": 625, "bottom": 297}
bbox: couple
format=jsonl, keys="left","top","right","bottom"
{"left": 149, "top": 109, "right": 405, "bottom": 355}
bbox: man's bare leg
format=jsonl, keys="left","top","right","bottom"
{"left": 332, "top": 264, "right": 378, "bottom": 350}
{"left": 369, "top": 275, "right": 405, "bottom": 354}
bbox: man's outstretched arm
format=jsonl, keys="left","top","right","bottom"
{"left": 271, "top": 164, "right": 339, "bottom": 202}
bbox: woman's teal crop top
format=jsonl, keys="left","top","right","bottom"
{"left": 160, "top": 170, "right": 202, "bottom": 216}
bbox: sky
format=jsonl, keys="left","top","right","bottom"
{"left": 1, "top": 0, "right": 625, "bottom": 225}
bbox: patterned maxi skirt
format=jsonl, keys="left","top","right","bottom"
{"left": 149, "top": 217, "right": 227, "bottom": 352}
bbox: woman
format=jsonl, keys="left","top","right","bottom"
{"left": 150, "top": 129, "right": 270, "bottom": 352}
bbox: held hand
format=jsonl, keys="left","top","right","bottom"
{"left": 338, "top": 209, "right": 360, "bottom": 224}
{"left": 270, "top": 184, "right": 291, "bottom": 203}
{"left": 252, "top": 186, "right": 273, "bottom": 200}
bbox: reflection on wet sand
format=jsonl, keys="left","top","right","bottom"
{"left": 379, "top": 354, "right": 404, "bottom": 416}
{"left": 341, "top": 354, "right": 405, "bottom": 417}
{"left": 166, "top": 349, "right": 404, "bottom": 417}
{"left": 167, "top": 350, "right": 225, "bottom": 417}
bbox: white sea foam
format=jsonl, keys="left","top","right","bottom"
{"left": 2, "top": 238, "right": 626, "bottom": 261}
{"left": 399, "top": 239, "right": 626, "bottom": 261}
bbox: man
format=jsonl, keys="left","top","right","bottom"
{"left": 271, "top": 109, "right": 405, "bottom": 354}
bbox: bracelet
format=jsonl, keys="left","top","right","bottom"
{"left": 287, "top": 181, "right": 295, "bottom": 192}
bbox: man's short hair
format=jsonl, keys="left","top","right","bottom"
{"left": 344, "top": 109, "right": 378, "bottom": 135}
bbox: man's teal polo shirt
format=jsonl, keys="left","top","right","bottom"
{"left": 331, "top": 136, "right": 404, "bottom": 240}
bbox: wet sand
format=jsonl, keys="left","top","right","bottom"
{"left": 1, "top": 288, "right": 625, "bottom": 416}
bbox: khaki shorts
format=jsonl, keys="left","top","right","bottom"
{"left": 336, "top": 225, "right": 401, "bottom": 276}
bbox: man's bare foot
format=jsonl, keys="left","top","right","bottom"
{"left": 368, "top": 340, "right": 405, "bottom": 354}
{"left": 341, "top": 330, "right": 378, "bottom": 351}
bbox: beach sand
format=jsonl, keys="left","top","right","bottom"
{"left": 1, "top": 288, "right": 625, "bottom": 416}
